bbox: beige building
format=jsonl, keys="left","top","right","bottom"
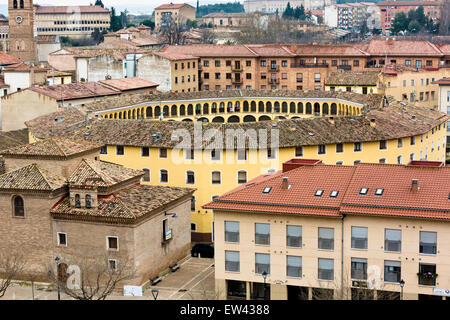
{"left": 432, "top": 77, "right": 450, "bottom": 142}
{"left": 154, "top": 3, "right": 196, "bottom": 31}
{"left": 0, "top": 138, "right": 194, "bottom": 285}
{"left": 205, "top": 159, "right": 450, "bottom": 300}
{"left": 325, "top": 70, "right": 382, "bottom": 95}
{"left": 35, "top": 5, "right": 111, "bottom": 39}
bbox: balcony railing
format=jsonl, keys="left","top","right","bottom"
{"left": 232, "top": 78, "right": 243, "bottom": 84}
{"left": 418, "top": 273, "right": 437, "bottom": 286}
{"left": 269, "top": 65, "right": 279, "bottom": 72}
{"left": 268, "top": 78, "right": 279, "bottom": 84}
{"left": 291, "top": 63, "right": 329, "bottom": 68}
{"left": 338, "top": 65, "right": 352, "bottom": 70}
{"left": 231, "top": 66, "right": 243, "bottom": 72}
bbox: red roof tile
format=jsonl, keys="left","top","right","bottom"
{"left": 29, "top": 82, "right": 120, "bottom": 101}
{"left": 98, "top": 78, "right": 159, "bottom": 91}
{"left": 0, "top": 52, "right": 22, "bottom": 66}
{"left": 155, "top": 3, "right": 194, "bottom": 10}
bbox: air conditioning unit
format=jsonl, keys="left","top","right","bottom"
{"left": 352, "top": 281, "right": 367, "bottom": 288}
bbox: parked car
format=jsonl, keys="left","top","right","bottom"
{"left": 191, "top": 243, "right": 214, "bottom": 258}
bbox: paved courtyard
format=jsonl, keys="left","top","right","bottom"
{"left": 0, "top": 257, "right": 215, "bottom": 300}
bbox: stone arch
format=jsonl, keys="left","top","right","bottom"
{"left": 182, "top": 118, "right": 193, "bottom": 122}
{"left": 114, "top": 113, "right": 118, "bottom": 119}
{"left": 195, "top": 103, "right": 201, "bottom": 115}
{"left": 266, "top": 101, "right": 272, "bottom": 113}
{"left": 235, "top": 101, "right": 240, "bottom": 111}
{"left": 243, "top": 101, "right": 249, "bottom": 112}
{"left": 163, "top": 105, "right": 169, "bottom": 117}
{"left": 314, "top": 103, "right": 320, "bottom": 115}
{"left": 187, "top": 104, "right": 194, "bottom": 115}
{"left": 306, "top": 103, "right": 312, "bottom": 114}
{"left": 203, "top": 103, "right": 209, "bottom": 115}
{"left": 323, "top": 103, "right": 329, "bottom": 115}
{"left": 198, "top": 117, "right": 209, "bottom": 123}
{"left": 298, "top": 102, "right": 303, "bottom": 114}
{"left": 146, "top": 107, "right": 152, "bottom": 118}
{"left": 259, "top": 115, "right": 271, "bottom": 121}
{"left": 276, "top": 116, "right": 286, "bottom": 120}
{"left": 219, "top": 102, "right": 225, "bottom": 113}
{"left": 258, "top": 101, "right": 264, "bottom": 112}
{"left": 154, "top": 106, "right": 161, "bottom": 117}
{"left": 251, "top": 101, "right": 256, "bottom": 112}
{"left": 282, "top": 102, "right": 288, "bottom": 113}
{"left": 127, "top": 110, "right": 131, "bottom": 119}
{"left": 243, "top": 115, "right": 256, "bottom": 122}
{"left": 291, "top": 116, "right": 300, "bottom": 119}
{"left": 171, "top": 105, "right": 177, "bottom": 116}
{"left": 331, "top": 103, "right": 337, "bottom": 115}
{"left": 211, "top": 103, "right": 217, "bottom": 113}
{"left": 180, "top": 104, "right": 186, "bottom": 116}
{"left": 274, "top": 101, "right": 280, "bottom": 113}
{"left": 227, "top": 101, "right": 233, "bottom": 112}
{"left": 228, "top": 115, "right": 240, "bottom": 123}
{"left": 118, "top": 112, "right": 122, "bottom": 119}
{"left": 212, "top": 116, "right": 225, "bottom": 123}
{"left": 290, "top": 102, "right": 296, "bottom": 113}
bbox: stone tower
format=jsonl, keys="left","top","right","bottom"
{"left": 8, "top": 0, "right": 37, "bottom": 63}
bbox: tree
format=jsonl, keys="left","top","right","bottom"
{"left": 110, "top": 7, "right": 123, "bottom": 32}
{"left": 47, "top": 254, "right": 135, "bottom": 300}
{"left": 391, "top": 12, "right": 408, "bottom": 34}
{"left": 408, "top": 20, "right": 422, "bottom": 33}
{"left": 439, "top": 0, "right": 450, "bottom": 35}
{"left": 201, "top": 29, "right": 216, "bottom": 44}
{"left": 0, "top": 250, "right": 27, "bottom": 298}
{"left": 160, "top": 15, "right": 187, "bottom": 45}
{"left": 94, "top": 0, "right": 105, "bottom": 8}
{"left": 293, "top": 5, "right": 306, "bottom": 20}
{"left": 91, "top": 28, "right": 106, "bottom": 44}
{"left": 141, "top": 19, "right": 155, "bottom": 30}
{"left": 282, "top": 2, "right": 295, "bottom": 20}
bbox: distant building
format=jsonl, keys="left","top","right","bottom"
{"left": 432, "top": 77, "right": 450, "bottom": 140}
{"left": 325, "top": 70, "right": 382, "bottom": 95}
{"left": 325, "top": 2, "right": 380, "bottom": 31}
{"left": 377, "top": 1, "right": 441, "bottom": 35}
{"left": 154, "top": 3, "right": 196, "bottom": 31}
{"left": 244, "top": 0, "right": 335, "bottom": 14}
{"left": 8, "top": 0, "right": 37, "bottom": 63}
{"left": 35, "top": 5, "right": 111, "bottom": 39}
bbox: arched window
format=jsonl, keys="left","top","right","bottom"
{"left": 251, "top": 101, "right": 256, "bottom": 112}
{"left": 187, "top": 104, "right": 193, "bottom": 115}
{"left": 146, "top": 107, "right": 152, "bottom": 118}
{"left": 163, "top": 106, "right": 169, "bottom": 116}
{"left": 179, "top": 105, "right": 186, "bottom": 116}
{"left": 75, "top": 194, "right": 81, "bottom": 208}
{"left": 13, "top": 0, "right": 18, "bottom": 9}
{"left": 203, "top": 103, "right": 209, "bottom": 115}
{"left": 186, "top": 171, "right": 195, "bottom": 184}
{"left": 20, "top": 0, "right": 24, "bottom": 9}
{"left": 171, "top": 105, "right": 177, "bottom": 116}
{"left": 86, "top": 195, "right": 92, "bottom": 209}
{"left": 237, "top": 170, "right": 247, "bottom": 184}
{"left": 13, "top": 195, "right": 24, "bottom": 217}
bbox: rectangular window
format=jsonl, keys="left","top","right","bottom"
{"left": 107, "top": 236, "right": 118, "bottom": 250}
{"left": 160, "top": 170, "right": 168, "bottom": 183}
{"left": 255, "top": 253, "right": 270, "bottom": 275}
{"left": 419, "top": 231, "right": 437, "bottom": 255}
{"left": 142, "top": 168, "right": 150, "bottom": 182}
{"left": 186, "top": 171, "right": 195, "bottom": 184}
{"left": 267, "top": 148, "right": 276, "bottom": 160}
{"left": 351, "top": 226, "right": 368, "bottom": 249}
{"left": 159, "top": 148, "right": 168, "bottom": 158}
{"left": 418, "top": 263, "right": 436, "bottom": 286}
{"left": 108, "top": 259, "right": 117, "bottom": 270}
{"left": 116, "top": 145, "right": 124, "bottom": 155}
{"left": 314, "top": 73, "right": 321, "bottom": 83}
{"left": 215, "top": 60, "right": 220, "bottom": 67}
{"left": 185, "top": 148, "right": 194, "bottom": 160}
{"left": 385, "top": 229, "right": 401, "bottom": 252}
{"left": 286, "top": 256, "right": 302, "bottom": 278}
{"left": 336, "top": 143, "right": 344, "bottom": 153}
{"left": 384, "top": 260, "right": 401, "bottom": 283}
{"left": 211, "top": 149, "right": 221, "bottom": 160}
{"left": 260, "top": 60, "right": 266, "bottom": 67}
{"left": 318, "top": 145, "right": 326, "bottom": 155}
{"left": 351, "top": 258, "right": 367, "bottom": 280}
{"left": 237, "top": 149, "right": 247, "bottom": 161}
{"left": 211, "top": 171, "right": 221, "bottom": 184}
{"left": 225, "top": 251, "right": 240, "bottom": 272}
{"left": 318, "top": 227, "right": 334, "bottom": 250}
{"left": 397, "top": 138, "right": 403, "bottom": 148}
{"left": 225, "top": 221, "right": 239, "bottom": 243}
{"left": 354, "top": 142, "right": 362, "bottom": 152}
{"left": 141, "top": 147, "right": 150, "bottom": 157}
{"left": 296, "top": 73, "right": 303, "bottom": 82}
{"left": 57, "top": 232, "right": 67, "bottom": 246}
{"left": 379, "top": 140, "right": 387, "bottom": 150}
{"left": 203, "top": 72, "right": 209, "bottom": 79}
{"left": 410, "top": 136, "right": 416, "bottom": 145}
{"left": 286, "top": 225, "right": 302, "bottom": 248}
{"left": 295, "top": 146, "right": 303, "bottom": 157}
{"left": 100, "top": 145, "right": 108, "bottom": 154}
{"left": 255, "top": 223, "right": 270, "bottom": 245}
{"left": 318, "top": 258, "right": 334, "bottom": 281}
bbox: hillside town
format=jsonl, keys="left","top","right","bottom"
{"left": 0, "top": 0, "right": 449, "bottom": 304}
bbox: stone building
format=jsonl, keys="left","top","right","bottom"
{"left": 8, "top": 0, "right": 37, "bottom": 63}
{"left": 154, "top": 3, "right": 196, "bottom": 31}
{"left": 0, "top": 137, "right": 194, "bottom": 285}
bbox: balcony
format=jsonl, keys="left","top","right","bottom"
{"left": 291, "top": 63, "right": 328, "bottom": 68}
{"left": 268, "top": 78, "right": 279, "bottom": 84}
{"left": 269, "top": 65, "right": 279, "bottom": 72}
{"left": 418, "top": 273, "right": 437, "bottom": 286}
{"left": 231, "top": 66, "right": 243, "bottom": 72}
{"left": 338, "top": 65, "right": 352, "bottom": 71}
{"left": 232, "top": 78, "right": 243, "bottom": 84}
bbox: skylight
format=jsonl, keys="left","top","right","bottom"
{"left": 315, "top": 189, "right": 324, "bottom": 197}
{"left": 330, "top": 190, "right": 339, "bottom": 198}
{"left": 375, "top": 188, "right": 384, "bottom": 196}
{"left": 262, "top": 187, "right": 272, "bottom": 194}
{"left": 359, "top": 188, "right": 368, "bottom": 195}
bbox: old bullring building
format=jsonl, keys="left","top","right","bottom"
{"left": 0, "top": 138, "right": 194, "bottom": 284}
{"left": 25, "top": 90, "right": 448, "bottom": 242}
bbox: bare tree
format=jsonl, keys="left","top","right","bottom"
{"left": 47, "top": 253, "right": 135, "bottom": 300}
{"left": 0, "top": 249, "right": 27, "bottom": 298}
{"left": 160, "top": 15, "right": 187, "bottom": 45}
{"left": 200, "top": 29, "right": 216, "bottom": 44}
{"left": 440, "top": 1, "right": 450, "bottom": 35}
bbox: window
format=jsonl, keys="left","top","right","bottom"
{"left": 225, "top": 221, "right": 239, "bottom": 243}
{"left": 375, "top": 188, "right": 384, "bottom": 196}
{"left": 379, "top": 140, "right": 387, "bottom": 150}
{"left": 203, "top": 72, "right": 209, "bottom": 79}
{"left": 116, "top": 145, "right": 124, "bottom": 155}
{"left": 332, "top": 60, "right": 337, "bottom": 66}
{"left": 420, "top": 231, "right": 437, "bottom": 255}
{"left": 296, "top": 73, "right": 303, "bottom": 82}
{"left": 141, "top": 147, "right": 149, "bottom": 157}
{"left": 336, "top": 143, "right": 344, "bottom": 153}
{"left": 225, "top": 251, "right": 240, "bottom": 272}
{"left": 318, "top": 227, "right": 334, "bottom": 250}
{"left": 397, "top": 138, "right": 403, "bottom": 148}
{"left": 418, "top": 263, "right": 436, "bottom": 286}
{"left": 410, "top": 136, "right": 416, "bottom": 145}
{"left": 186, "top": 171, "right": 195, "bottom": 184}
{"left": 282, "top": 60, "right": 288, "bottom": 67}
{"left": 416, "top": 60, "right": 422, "bottom": 69}
{"left": 237, "top": 149, "right": 247, "bottom": 161}
{"left": 13, "top": 195, "right": 24, "bottom": 217}
{"left": 351, "top": 258, "right": 367, "bottom": 280}
{"left": 315, "top": 189, "right": 324, "bottom": 197}
{"left": 295, "top": 147, "right": 303, "bottom": 157}
{"left": 314, "top": 73, "right": 321, "bottom": 83}
{"left": 246, "top": 60, "right": 251, "bottom": 67}
{"left": 318, "top": 258, "right": 334, "bottom": 281}
{"left": 57, "top": 232, "right": 67, "bottom": 246}
{"left": 354, "top": 142, "right": 362, "bottom": 152}
{"left": 237, "top": 171, "right": 247, "bottom": 184}
{"left": 255, "top": 253, "right": 270, "bottom": 275}
{"left": 330, "top": 190, "right": 339, "bottom": 198}
{"left": 384, "top": 261, "right": 401, "bottom": 283}
{"left": 246, "top": 73, "right": 252, "bottom": 80}
{"left": 255, "top": 223, "right": 270, "bottom": 245}
{"left": 107, "top": 236, "right": 118, "bottom": 250}
{"left": 286, "top": 225, "right": 302, "bottom": 248}
{"left": 191, "top": 196, "right": 196, "bottom": 211}
{"left": 100, "top": 145, "right": 108, "bottom": 154}
{"left": 384, "top": 229, "right": 401, "bottom": 252}
{"left": 351, "top": 226, "right": 368, "bottom": 249}
{"left": 215, "top": 73, "right": 221, "bottom": 79}
{"left": 211, "top": 171, "right": 221, "bottom": 184}
{"left": 215, "top": 60, "right": 220, "bottom": 67}
{"left": 260, "top": 60, "right": 266, "bottom": 67}
{"left": 262, "top": 187, "right": 272, "bottom": 194}
{"left": 108, "top": 259, "right": 117, "bottom": 271}
{"left": 397, "top": 155, "right": 402, "bottom": 164}
{"left": 191, "top": 223, "right": 197, "bottom": 232}
{"left": 353, "top": 60, "right": 359, "bottom": 67}
{"left": 159, "top": 148, "right": 168, "bottom": 158}
{"left": 267, "top": 148, "right": 276, "bottom": 160}
{"left": 287, "top": 256, "right": 302, "bottom": 278}
{"left": 142, "top": 169, "right": 150, "bottom": 182}
{"left": 185, "top": 148, "right": 194, "bottom": 160}
{"left": 211, "top": 149, "right": 221, "bottom": 160}
{"left": 160, "top": 169, "right": 168, "bottom": 183}
{"left": 318, "top": 145, "right": 326, "bottom": 155}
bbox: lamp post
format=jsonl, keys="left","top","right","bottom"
{"left": 151, "top": 289, "right": 159, "bottom": 301}
{"left": 399, "top": 279, "right": 405, "bottom": 300}
{"left": 262, "top": 271, "right": 267, "bottom": 300}
{"left": 55, "top": 257, "right": 61, "bottom": 301}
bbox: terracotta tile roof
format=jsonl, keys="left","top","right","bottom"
{"left": 0, "top": 138, "right": 101, "bottom": 159}
{"left": 325, "top": 71, "right": 380, "bottom": 86}
{"left": 382, "top": 63, "right": 422, "bottom": 75}
{"left": 68, "top": 159, "right": 143, "bottom": 187}
{"left": 154, "top": 51, "right": 198, "bottom": 60}
{"left": 160, "top": 44, "right": 257, "bottom": 57}
{"left": 0, "top": 129, "right": 29, "bottom": 152}
{"left": 364, "top": 40, "right": 443, "bottom": 57}
{"left": 3, "top": 62, "right": 49, "bottom": 73}
{"left": 36, "top": 5, "right": 110, "bottom": 14}
{"left": 432, "top": 77, "right": 450, "bottom": 85}
{"left": 0, "top": 52, "right": 22, "bottom": 66}
{"left": 155, "top": 3, "right": 193, "bottom": 10}
{"left": 205, "top": 161, "right": 450, "bottom": 220}
{"left": 26, "top": 95, "right": 447, "bottom": 150}
{"left": 294, "top": 44, "right": 369, "bottom": 57}
{"left": 29, "top": 82, "right": 120, "bottom": 101}
{"left": 51, "top": 184, "right": 194, "bottom": 221}
{"left": 377, "top": 1, "right": 440, "bottom": 7}
{"left": 0, "top": 163, "right": 66, "bottom": 191}
{"left": 245, "top": 45, "right": 297, "bottom": 57}
{"left": 98, "top": 78, "right": 159, "bottom": 91}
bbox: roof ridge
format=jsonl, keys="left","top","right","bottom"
{"left": 50, "top": 138, "right": 68, "bottom": 157}
{"left": 35, "top": 163, "right": 64, "bottom": 190}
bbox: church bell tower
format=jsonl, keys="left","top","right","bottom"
{"left": 8, "top": 0, "right": 37, "bottom": 63}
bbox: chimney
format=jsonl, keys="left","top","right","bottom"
{"left": 387, "top": 38, "right": 393, "bottom": 45}
{"left": 369, "top": 118, "right": 376, "bottom": 127}
{"left": 328, "top": 116, "right": 335, "bottom": 125}
{"left": 411, "top": 179, "right": 419, "bottom": 192}
{"left": 281, "top": 177, "right": 289, "bottom": 190}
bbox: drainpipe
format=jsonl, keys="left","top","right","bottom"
{"left": 340, "top": 213, "right": 346, "bottom": 300}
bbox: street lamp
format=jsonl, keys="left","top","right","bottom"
{"left": 262, "top": 271, "right": 268, "bottom": 300}
{"left": 400, "top": 279, "right": 405, "bottom": 300}
{"left": 55, "top": 257, "right": 61, "bottom": 301}
{"left": 151, "top": 289, "right": 159, "bottom": 301}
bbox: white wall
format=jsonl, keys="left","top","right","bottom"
{"left": 136, "top": 55, "right": 171, "bottom": 92}
{"left": 76, "top": 58, "right": 89, "bottom": 82}
{"left": 324, "top": 5, "right": 338, "bottom": 28}
{"left": 4, "top": 72, "right": 31, "bottom": 93}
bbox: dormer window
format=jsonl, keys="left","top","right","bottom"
{"left": 359, "top": 188, "right": 368, "bottom": 195}
{"left": 262, "top": 187, "right": 272, "bottom": 194}
{"left": 86, "top": 195, "right": 92, "bottom": 209}
{"left": 330, "top": 191, "right": 339, "bottom": 198}
{"left": 75, "top": 194, "right": 81, "bottom": 208}
{"left": 315, "top": 190, "right": 324, "bottom": 197}
{"left": 375, "top": 188, "right": 384, "bottom": 196}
